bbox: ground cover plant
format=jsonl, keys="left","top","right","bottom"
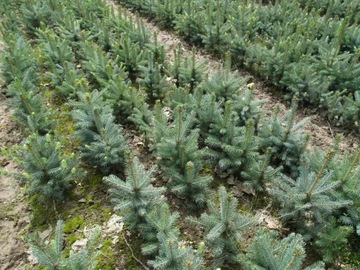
{"left": 0, "top": 0, "right": 359, "bottom": 269}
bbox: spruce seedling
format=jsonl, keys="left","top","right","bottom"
{"left": 191, "top": 186, "right": 256, "bottom": 267}
{"left": 20, "top": 133, "right": 78, "bottom": 203}
{"left": 240, "top": 228, "right": 325, "bottom": 270}
{"left": 104, "top": 156, "right": 166, "bottom": 230}
{"left": 28, "top": 220, "right": 100, "bottom": 270}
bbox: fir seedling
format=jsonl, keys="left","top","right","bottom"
{"left": 37, "top": 27, "right": 75, "bottom": 69}
{"left": 104, "top": 156, "right": 166, "bottom": 230}
{"left": 19, "top": 133, "right": 78, "bottom": 203}
{"left": 240, "top": 228, "right": 325, "bottom": 270}
{"left": 81, "top": 42, "right": 126, "bottom": 89}
{"left": 104, "top": 75, "right": 147, "bottom": 123}
{"left": 28, "top": 220, "right": 100, "bottom": 270}
{"left": 115, "top": 33, "right": 147, "bottom": 80}
{"left": 146, "top": 32, "right": 166, "bottom": 66}
{"left": 241, "top": 148, "right": 282, "bottom": 192}
{"left": 140, "top": 202, "right": 180, "bottom": 255}
{"left": 193, "top": 92, "right": 223, "bottom": 139}
{"left": 201, "top": 5, "right": 231, "bottom": 55}
{"left": 191, "top": 186, "right": 256, "bottom": 267}
{"left": 46, "top": 62, "right": 90, "bottom": 99}
{"left": 232, "top": 87, "right": 265, "bottom": 128}
{"left": 174, "top": 0, "right": 204, "bottom": 45}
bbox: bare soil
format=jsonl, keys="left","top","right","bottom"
{"left": 0, "top": 93, "right": 29, "bottom": 270}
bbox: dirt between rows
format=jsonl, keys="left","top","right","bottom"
{"left": 0, "top": 93, "right": 28, "bottom": 270}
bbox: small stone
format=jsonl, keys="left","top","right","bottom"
{"left": 71, "top": 238, "right": 88, "bottom": 252}
{"left": 78, "top": 198, "right": 86, "bottom": 203}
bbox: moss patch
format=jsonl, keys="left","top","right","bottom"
{"left": 63, "top": 215, "right": 85, "bottom": 233}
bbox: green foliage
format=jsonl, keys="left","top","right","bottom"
{"left": 205, "top": 101, "right": 259, "bottom": 175}
{"left": 122, "top": 0, "right": 360, "bottom": 130}
{"left": 46, "top": 62, "right": 89, "bottom": 99}
{"left": 140, "top": 202, "right": 180, "bottom": 255}
{"left": 20, "top": 0, "right": 57, "bottom": 38}
{"left": 7, "top": 77, "right": 54, "bottom": 135}
{"left": 148, "top": 234, "right": 204, "bottom": 270}
{"left": 115, "top": 33, "right": 147, "bottom": 80}
{"left": 104, "top": 156, "right": 166, "bottom": 230}
{"left": 174, "top": 0, "right": 204, "bottom": 45}
{"left": 315, "top": 217, "right": 353, "bottom": 265}
{"left": 268, "top": 154, "right": 352, "bottom": 237}
{"left": 240, "top": 228, "right": 325, "bottom": 270}
{"left": 28, "top": 220, "right": 100, "bottom": 270}
{"left": 152, "top": 0, "right": 182, "bottom": 29}
{"left": 19, "top": 133, "right": 78, "bottom": 203}
{"left": 137, "top": 56, "right": 169, "bottom": 102}
{"left": 81, "top": 42, "right": 127, "bottom": 89}
{"left": 231, "top": 87, "right": 265, "bottom": 127}
{"left": 241, "top": 148, "right": 282, "bottom": 192}
{"left": 0, "top": 35, "right": 38, "bottom": 86}
{"left": 104, "top": 75, "right": 147, "bottom": 122}
{"left": 202, "top": 55, "right": 247, "bottom": 101}
{"left": 258, "top": 99, "right": 309, "bottom": 177}
{"left": 178, "top": 49, "right": 206, "bottom": 92}
{"left": 200, "top": 2, "right": 231, "bottom": 55}
{"left": 155, "top": 106, "right": 200, "bottom": 173}
{"left": 72, "top": 91, "right": 128, "bottom": 174}
{"left": 37, "top": 27, "right": 75, "bottom": 69}
{"left": 192, "top": 186, "right": 256, "bottom": 267}
{"left": 169, "top": 161, "right": 212, "bottom": 208}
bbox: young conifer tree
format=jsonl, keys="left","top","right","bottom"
{"left": 202, "top": 53, "right": 246, "bottom": 100}
{"left": 258, "top": 99, "right": 309, "bottom": 177}
{"left": 1, "top": 35, "right": 38, "bottom": 86}
{"left": 7, "top": 77, "right": 53, "bottom": 135}
{"left": 155, "top": 105, "right": 211, "bottom": 206}
{"left": 190, "top": 186, "right": 257, "bottom": 267}
{"left": 205, "top": 101, "right": 260, "bottom": 175}
{"left": 178, "top": 48, "right": 206, "bottom": 92}
{"left": 104, "top": 156, "right": 166, "bottom": 230}
{"left": 137, "top": 55, "right": 169, "bottom": 102}
{"left": 156, "top": 105, "right": 201, "bottom": 174}
{"left": 240, "top": 228, "right": 325, "bottom": 270}
{"left": 315, "top": 217, "right": 353, "bottom": 265}
{"left": 19, "top": 133, "right": 79, "bottom": 203}
{"left": 148, "top": 234, "right": 204, "bottom": 270}
{"left": 140, "top": 202, "right": 180, "bottom": 255}
{"left": 72, "top": 91, "right": 128, "bottom": 174}
{"left": 28, "top": 220, "right": 100, "bottom": 270}
{"left": 267, "top": 152, "right": 352, "bottom": 237}
{"left": 115, "top": 33, "right": 147, "bottom": 80}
